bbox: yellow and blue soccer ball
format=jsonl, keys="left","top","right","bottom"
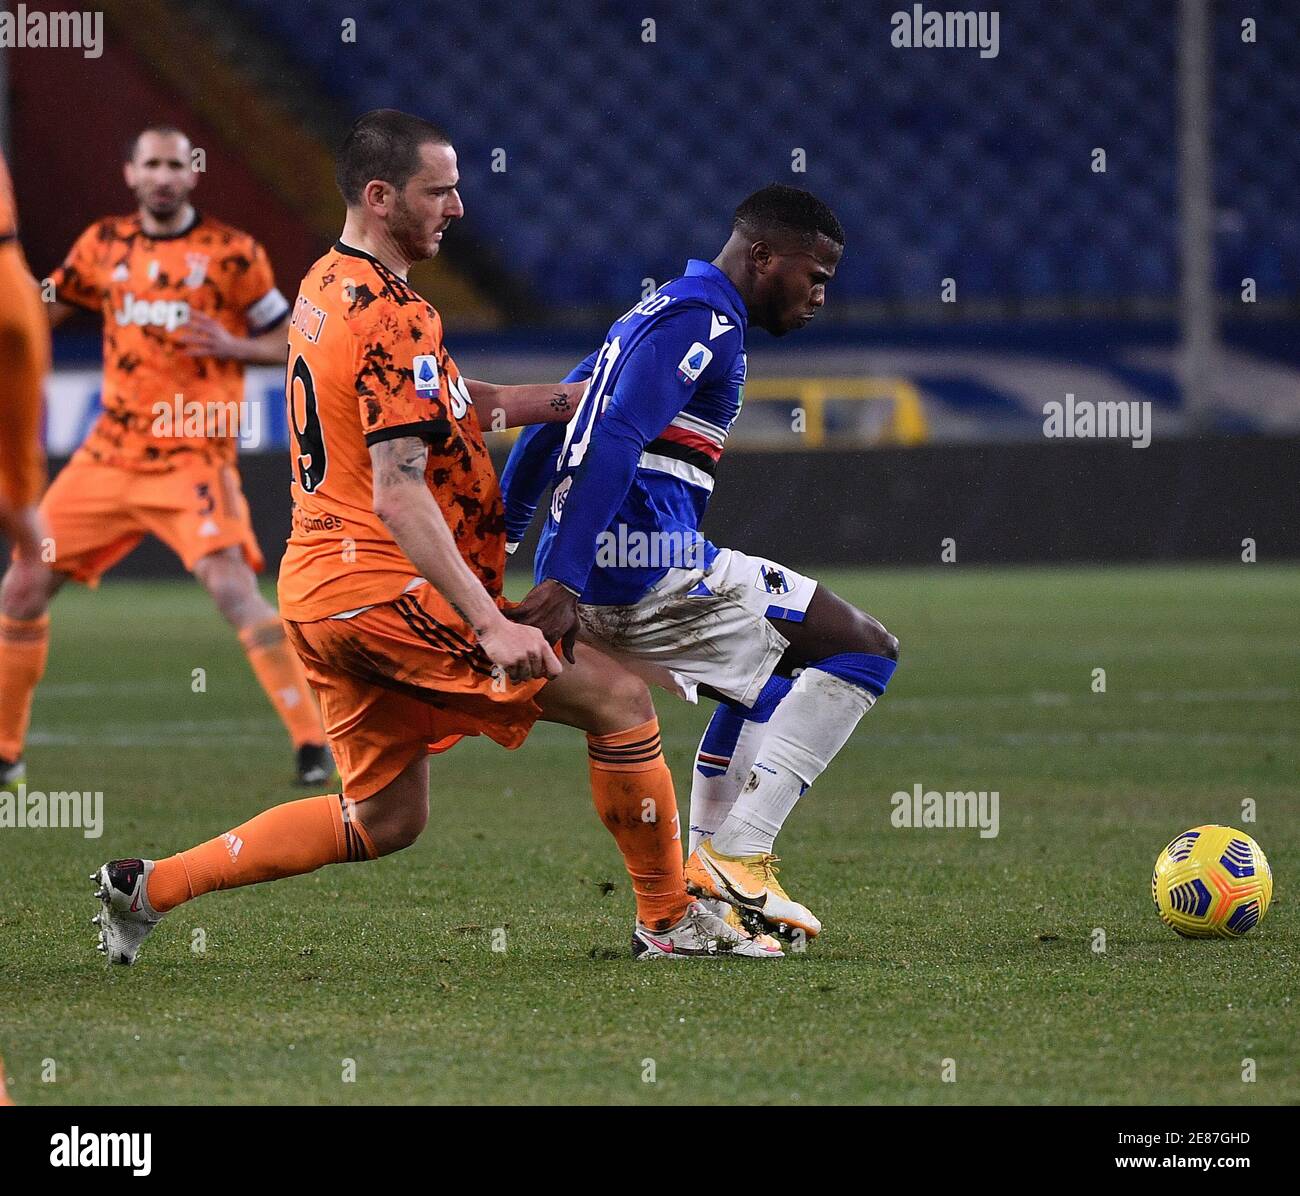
{"left": 1152, "top": 825, "right": 1272, "bottom": 938}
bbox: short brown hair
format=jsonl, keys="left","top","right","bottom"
{"left": 335, "top": 109, "right": 451, "bottom": 205}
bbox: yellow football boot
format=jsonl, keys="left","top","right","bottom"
{"left": 685, "top": 838, "right": 822, "bottom": 939}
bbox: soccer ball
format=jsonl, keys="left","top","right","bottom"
{"left": 1152, "top": 825, "right": 1272, "bottom": 938}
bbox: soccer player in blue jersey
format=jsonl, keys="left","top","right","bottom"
{"left": 501, "top": 185, "right": 899, "bottom": 942}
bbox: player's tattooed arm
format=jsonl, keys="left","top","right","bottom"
{"left": 370, "top": 434, "right": 429, "bottom": 490}
{"left": 368, "top": 435, "right": 561, "bottom": 682}
{"left": 463, "top": 379, "right": 586, "bottom": 430}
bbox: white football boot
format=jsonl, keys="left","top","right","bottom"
{"left": 631, "top": 898, "right": 783, "bottom": 960}
{"left": 91, "top": 859, "right": 163, "bottom": 965}
{"left": 693, "top": 895, "right": 785, "bottom": 953}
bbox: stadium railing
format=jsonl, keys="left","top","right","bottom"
{"left": 736, "top": 377, "right": 929, "bottom": 448}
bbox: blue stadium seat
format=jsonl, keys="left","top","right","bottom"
{"left": 232, "top": 0, "right": 1297, "bottom": 305}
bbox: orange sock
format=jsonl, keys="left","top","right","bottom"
{"left": 0, "top": 613, "right": 49, "bottom": 761}
{"left": 238, "top": 616, "right": 326, "bottom": 749}
{"left": 146, "top": 793, "right": 373, "bottom": 913}
{"left": 587, "top": 717, "right": 688, "bottom": 931}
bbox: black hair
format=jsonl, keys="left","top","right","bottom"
{"left": 733, "top": 184, "right": 844, "bottom": 249}
{"left": 335, "top": 109, "right": 451, "bottom": 205}
{"left": 124, "top": 126, "right": 188, "bottom": 163}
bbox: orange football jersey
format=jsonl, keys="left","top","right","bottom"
{"left": 47, "top": 211, "right": 288, "bottom": 471}
{"left": 277, "top": 241, "right": 506, "bottom": 622}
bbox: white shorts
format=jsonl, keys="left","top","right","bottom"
{"left": 577, "top": 547, "right": 818, "bottom": 707}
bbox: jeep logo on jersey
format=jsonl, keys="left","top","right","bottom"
{"left": 676, "top": 341, "right": 713, "bottom": 383}
{"left": 113, "top": 294, "right": 190, "bottom": 332}
{"left": 413, "top": 355, "right": 440, "bottom": 397}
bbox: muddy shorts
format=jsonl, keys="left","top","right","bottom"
{"left": 577, "top": 547, "right": 817, "bottom": 707}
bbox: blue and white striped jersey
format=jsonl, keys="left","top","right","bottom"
{"left": 500, "top": 259, "right": 748, "bottom": 605}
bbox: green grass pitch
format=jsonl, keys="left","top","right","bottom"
{"left": 1, "top": 564, "right": 1295, "bottom": 1105}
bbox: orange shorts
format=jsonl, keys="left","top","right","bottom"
{"left": 0, "top": 247, "right": 51, "bottom": 513}
{"left": 38, "top": 452, "right": 265, "bottom": 584}
{"left": 285, "top": 581, "right": 545, "bottom": 800}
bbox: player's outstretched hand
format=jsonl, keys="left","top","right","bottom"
{"left": 478, "top": 616, "right": 562, "bottom": 683}
{"left": 508, "top": 579, "right": 579, "bottom": 663}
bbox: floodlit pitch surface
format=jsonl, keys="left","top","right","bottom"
{"left": 1, "top": 566, "right": 1295, "bottom": 1104}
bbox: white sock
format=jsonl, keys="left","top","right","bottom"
{"left": 688, "top": 716, "right": 768, "bottom": 854}
{"left": 711, "top": 667, "right": 876, "bottom": 857}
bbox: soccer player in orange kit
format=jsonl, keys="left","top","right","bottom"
{"left": 90, "top": 110, "right": 780, "bottom": 965}
{"left": 0, "top": 143, "right": 53, "bottom": 801}
{"left": 0, "top": 126, "right": 333, "bottom": 788}
{"left": 0, "top": 145, "right": 51, "bottom": 576}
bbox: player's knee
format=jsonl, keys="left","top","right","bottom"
{"left": 197, "top": 559, "right": 260, "bottom": 624}
{"left": 573, "top": 667, "right": 656, "bottom": 735}
{"left": 0, "top": 559, "right": 56, "bottom": 620}
{"left": 359, "top": 757, "right": 430, "bottom": 856}
{"left": 361, "top": 794, "right": 428, "bottom": 856}
{"left": 380, "top": 804, "right": 427, "bottom": 854}
{"left": 605, "top": 669, "right": 655, "bottom": 730}
{"left": 850, "top": 608, "right": 899, "bottom": 662}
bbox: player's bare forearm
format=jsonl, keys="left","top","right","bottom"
{"left": 243, "top": 321, "right": 291, "bottom": 364}
{"left": 465, "top": 379, "right": 585, "bottom": 429}
{"left": 369, "top": 436, "right": 562, "bottom": 682}
{"left": 46, "top": 299, "right": 79, "bottom": 329}
{"left": 368, "top": 436, "right": 502, "bottom": 634}
{"left": 216, "top": 319, "right": 289, "bottom": 364}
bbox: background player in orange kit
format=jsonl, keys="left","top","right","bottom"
{"left": 89, "top": 110, "right": 779, "bottom": 965}
{"left": 0, "top": 126, "right": 333, "bottom": 788}
{"left": 0, "top": 146, "right": 51, "bottom": 570}
{"left": 0, "top": 145, "right": 54, "bottom": 796}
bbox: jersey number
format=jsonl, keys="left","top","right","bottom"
{"left": 289, "top": 355, "right": 327, "bottom": 493}
{"left": 559, "top": 335, "right": 621, "bottom": 470}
